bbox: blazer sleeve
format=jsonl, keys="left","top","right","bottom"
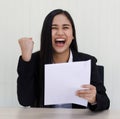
{"left": 88, "top": 57, "right": 110, "bottom": 111}
{"left": 17, "top": 55, "right": 37, "bottom": 106}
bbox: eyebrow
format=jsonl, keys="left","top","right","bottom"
{"left": 52, "top": 24, "right": 71, "bottom": 26}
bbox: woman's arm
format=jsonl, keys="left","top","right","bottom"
{"left": 17, "top": 56, "right": 36, "bottom": 106}
{"left": 88, "top": 57, "right": 110, "bottom": 111}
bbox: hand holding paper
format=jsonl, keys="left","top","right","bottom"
{"left": 76, "top": 84, "right": 97, "bottom": 104}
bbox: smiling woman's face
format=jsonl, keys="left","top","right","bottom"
{"left": 52, "top": 14, "right": 74, "bottom": 55}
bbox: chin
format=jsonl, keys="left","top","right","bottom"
{"left": 54, "top": 49, "right": 69, "bottom": 54}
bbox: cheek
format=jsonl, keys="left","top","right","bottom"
{"left": 66, "top": 30, "right": 74, "bottom": 39}
{"left": 51, "top": 30, "right": 56, "bottom": 37}
{"left": 68, "top": 33, "right": 74, "bottom": 40}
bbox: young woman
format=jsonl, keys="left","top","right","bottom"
{"left": 17, "top": 9, "right": 110, "bottom": 111}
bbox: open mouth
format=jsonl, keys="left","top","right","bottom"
{"left": 55, "top": 39, "right": 66, "bottom": 46}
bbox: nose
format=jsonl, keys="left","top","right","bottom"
{"left": 56, "top": 28, "right": 64, "bottom": 36}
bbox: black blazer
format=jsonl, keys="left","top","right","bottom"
{"left": 17, "top": 50, "right": 110, "bottom": 111}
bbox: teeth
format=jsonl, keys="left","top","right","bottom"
{"left": 55, "top": 39, "right": 65, "bottom": 41}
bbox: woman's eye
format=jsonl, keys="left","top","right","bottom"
{"left": 63, "top": 27, "right": 69, "bottom": 29}
{"left": 52, "top": 27, "right": 57, "bottom": 29}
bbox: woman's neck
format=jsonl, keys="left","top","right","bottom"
{"left": 53, "top": 50, "right": 70, "bottom": 63}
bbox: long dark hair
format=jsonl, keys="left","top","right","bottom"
{"left": 40, "top": 9, "right": 78, "bottom": 64}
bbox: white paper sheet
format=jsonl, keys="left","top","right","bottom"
{"left": 44, "top": 60, "right": 91, "bottom": 107}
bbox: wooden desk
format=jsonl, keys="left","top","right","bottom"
{"left": 0, "top": 108, "right": 119, "bottom": 119}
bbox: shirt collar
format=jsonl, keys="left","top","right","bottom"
{"left": 68, "top": 50, "right": 73, "bottom": 62}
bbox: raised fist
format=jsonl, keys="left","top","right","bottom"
{"left": 18, "top": 37, "right": 34, "bottom": 61}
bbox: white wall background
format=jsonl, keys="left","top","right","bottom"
{"left": 0, "top": 0, "right": 120, "bottom": 109}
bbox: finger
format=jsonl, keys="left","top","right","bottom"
{"left": 29, "top": 37, "right": 32, "bottom": 40}
{"left": 77, "top": 93, "right": 95, "bottom": 102}
{"left": 76, "top": 90, "right": 90, "bottom": 95}
{"left": 77, "top": 93, "right": 92, "bottom": 100}
{"left": 82, "top": 84, "right": 96, "bottom": 90}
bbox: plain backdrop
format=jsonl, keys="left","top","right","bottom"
{"left": 0, "top": 0, "right": 120, "bottom": 109}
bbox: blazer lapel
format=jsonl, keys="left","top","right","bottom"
{"left": 72, "top": 50, "right": 82, "bottom": 62}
